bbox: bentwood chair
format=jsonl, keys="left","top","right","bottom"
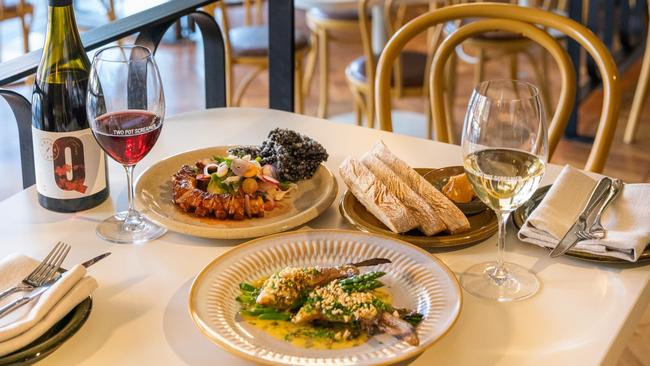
{"left": 443, "top": 0, "right": 566, "bottom": 117}
{"left": 303, "top": 7, "right": 365, "bottom": 118}
{"left": 623, "top": 1, "right": 650, "bottom": 144}
{"left": 211, "top": 1, "right": 309, "bottom": 113}
{"left": 346, "top": 0, "right": 439, "bottom": 127}
{"left": 1, "top": 0, "right": 33, "bottom": 53}
{"left": 376, "top": 3, "right": 620, "bottom": 173}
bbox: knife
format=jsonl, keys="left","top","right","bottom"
{"left": 549, "top": 178, "right": 612, "bottom": 258}
{"left": 81, "top": 252, "right": 111, "bottom": 268}
{"left": 0, "top": 252, "right": 111, "bottom": 318}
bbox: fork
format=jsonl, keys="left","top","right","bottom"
{"left": 0, "top": 241, "right": 70, "bottom": 300}
{"left": 576, "top": 179, "right": 623, "bottom": 241}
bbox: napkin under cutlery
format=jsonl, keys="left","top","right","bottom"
{"left": 518, "top": 165, "right": 650, "bottom": 262}
{"left": 0, "top": 254, "right": 97, "bottom": 357}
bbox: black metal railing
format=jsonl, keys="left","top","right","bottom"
{"left": 0, "top": 0, "right": 296, "bottom": 188}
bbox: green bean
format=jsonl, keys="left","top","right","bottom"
{"left": 239, "top": 282, "right": 258, "bottom": 293}
{"left": 243, "top": 307, "right": 274, "bottom": 316}
{"left": 402, "top": 313, "right": 424, "bottom": 326}
{"left": 258, "top": 312, "right": 291, "bottom": 321}
{"left": 339, "top": 271, "right": 386, "bottom": 292}
{"left": 236, "top": 294, "right": 256, "bottom": 305}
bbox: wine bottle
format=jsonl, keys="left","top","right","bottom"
{"left": 31, "top": 0, "right": 109, "bottom": 212}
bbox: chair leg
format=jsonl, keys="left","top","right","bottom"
{"left": 295, "top": 56, "right": 304, "bottom": 114}
{"left": 303, "top": 33, "right": 318, "bottom": 97}
{"left": 444, "top": 52, "right": 458, "bottom": 143}
{"left": 625, "top": 33, "right": 650, "bottom": 143}
{"left": 509, "top": 53, "right": 518, "bottom": 79}
{"left": 523, "top": 50, "right": 552, "bottom": 119}
{"left": 233, "top": 67, "right": 265, "bottom": 106}
{"left": 317, "top": 28, "right": 329, "bottom": 119}
{"left": 20, "top": 15, "right": 30, "bottom": 53}
{"left": 365, "top": 90, "right": 375, "bottom": 129}
{"left": 425, "top": 98, "right": 433, "bottom": 140}
{"left": 225, "top": 58, "right": 234, "bottom": 107}
{"left": 474, "top": 47, "right": 486, "bottom": 86}
{"left": 353, "top": 99, "right": 362, "bottom": 126}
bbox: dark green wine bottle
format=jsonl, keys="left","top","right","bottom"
{"left": 31, "top": 0, "right": 109, "bottom": 212}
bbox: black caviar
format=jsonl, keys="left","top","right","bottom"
{"left": 228, "top": 128, "right": 329, "bottom": 181}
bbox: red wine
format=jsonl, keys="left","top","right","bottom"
{"left": 93, "top": 111, "right": 162, "bottom": 165}
{"left": 31, "top": 0, "right": 109, "bottom": 213}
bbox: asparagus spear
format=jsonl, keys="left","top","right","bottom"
{"left": 338, "top": 271, "right": 386, "bottom": 293}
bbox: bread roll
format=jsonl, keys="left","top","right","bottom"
{"left": 370, "top": 141, "right": 471, "bottom": 234}
{"left": 339, "top": 157, "right": 418, "bottom": 233}
{"left": 361, "top": 153, "right": 446, "bottom": 236}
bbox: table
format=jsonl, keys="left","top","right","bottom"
{"left": 1, "top": 108, "right": 648, "bottom": 365}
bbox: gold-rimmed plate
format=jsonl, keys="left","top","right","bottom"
{"left": 135, "top": 146, "right": 338, "bottom": 239}
{"left": 188, "top": 229, "right": 462, "bottom": 366}
{"left": 513, "top": 185, "right": 650, "bottom": 264}
{"left": 339, "top": 168, "right": 497, "bottom": 249}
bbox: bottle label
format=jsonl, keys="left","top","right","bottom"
{"left": 32, "top": 127, "right": 107, "bottom": 199}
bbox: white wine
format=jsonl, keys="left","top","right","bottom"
{"left": 464, "top": 148, "right": 544, "bottom": 212}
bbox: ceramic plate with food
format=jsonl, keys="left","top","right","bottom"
{"left": 339, "top": 141, "right": 497, "bottom": 248}
{"left": 189, "top": 230, "right": 462, "bottom": 366}
{"left": 136, "top": 129, "right": 337, "bottom": 239}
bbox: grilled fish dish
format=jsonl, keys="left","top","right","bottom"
{"left": 255, "top": 258, "right": 391, "bottom": 310}
{"left": 237, "top": 259, "right": 424, "bottom": 349}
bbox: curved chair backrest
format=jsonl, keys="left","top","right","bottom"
{"left": 0, "top": 90, "right": 35, "bottom": 189}
{"left": 375, "top": 3, "right": 620, "bottom": 173}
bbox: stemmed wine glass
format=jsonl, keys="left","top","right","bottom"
{"left": 460, "top": 79, "right": 548, "bottom": 302}
{"left": 87, "top": 45, "right": 166, "bottom": 244}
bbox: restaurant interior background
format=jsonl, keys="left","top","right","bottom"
{"left": 0, "top": 0, "right": 647, "bottom": 364}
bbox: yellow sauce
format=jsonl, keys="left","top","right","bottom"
{"left": 240, "top": 287, "right": 392, "bottom": 350}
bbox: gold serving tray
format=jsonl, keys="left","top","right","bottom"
{"left": 513, "top": 185, "right": 650, "bottom": 264}
{"left": 339, "top": 168, "right": 497, "bottom": 249}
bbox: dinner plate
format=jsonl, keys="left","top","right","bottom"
{"left": 513, "top": 185, "right": 650, "bottom": 263}
{"left": 339, "top": 168, "right": 497, "bottom": 249}
{"left": 135, "top": 146, "right": 338, "bottom": 239}
{"left": 0, "top": 297, "right": 92, "bottom": 366}
{"left": 189, "top": 230, "right": 462, "bottom": 366}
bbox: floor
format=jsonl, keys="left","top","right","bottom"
{"left": 0, "top": 2, "right": 648, "bottom": 364}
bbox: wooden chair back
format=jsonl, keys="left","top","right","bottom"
{"left": 375, "top": 3, "right": 620, "bottom": 172}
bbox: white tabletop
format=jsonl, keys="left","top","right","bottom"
{"left": 1, "top": 108, "right": 648, "bottom": 366}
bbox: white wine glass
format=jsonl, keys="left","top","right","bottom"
{"left": 87, "top": 45, "right": 167, "bottom": 244}
{"left": 461, "top": 79, "right": 548, "bottom": 302}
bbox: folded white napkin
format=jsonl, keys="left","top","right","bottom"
{"left": 0, "top": 254, "right": 97, "bottom": 357}
{"left": 518, "top": 165, "right": 650, "bottom": 262}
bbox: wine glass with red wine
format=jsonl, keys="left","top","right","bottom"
{"left": 87, "top": 45, "right": 166, "bottom": 244}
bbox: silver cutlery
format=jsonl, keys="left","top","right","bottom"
{"left": 576, "top": 178, "right": 623, "bottom": 240}
{"left": 0, "top": 242, "right": 70, "bottom": 301}
{"left": 549, "top": 178, "right": 612, "bottom": 258}
{"left": 0, "top": 252, "right": 111, "bottom": 319}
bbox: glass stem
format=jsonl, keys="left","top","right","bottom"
{"left": 123, "top": 164, "right": 141, "bottom": 230}
{"left": 493, "top": 210, "right": 511, "bottom": 281}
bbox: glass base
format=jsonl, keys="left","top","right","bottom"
{"left": 460, "top": 261, "right": 540, "bottom": 302}
{"left": 96, "top": 211, "right": 166, "bottom": 244}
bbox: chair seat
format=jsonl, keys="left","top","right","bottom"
{"left": 307, "top": 8, "right": 362, "bottom": 22}
{"left": 347, "top": 51, "right": 427, "bottom": 88}
{"left": 0, "top": 0, "right": 34, "bottom": 19}
{"left": 229, "top": 26, "right": 309, "bottom": 57}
